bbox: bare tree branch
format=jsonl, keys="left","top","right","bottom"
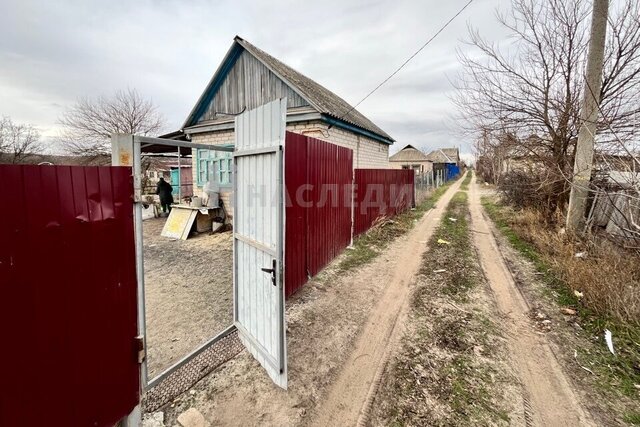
{"left": 0, "top": 116, "right": 43, "bottom": 164}
{"left": 58, "top": 88, "right": 165, "bottom": 160}
{"left": 455, "top": 0, "right": 640, "bottom": 221}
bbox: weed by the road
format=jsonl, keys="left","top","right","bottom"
{"left": 460, "top": 170, "right": 472, "bottom": 191}
{"left": 420, "top": 191, "right": 474, "bottom": 301}
{"left": 624, "top": 412, "right": 640, "bottom": 425}
{"left": 372, "top": 191, "right": 513, "bottom": 426}
{"left": 337, "top": 179, "right": 456, "bottom": 273}
{"left": 482, "top": 196, "right": 640, "bottom": 422}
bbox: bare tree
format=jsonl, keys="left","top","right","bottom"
{"left": 454, "top": 0, "right": 640, "bottom": 221}
{"left": 0, "top": 116, "right": 42, "bottom": 164}
{"left": 58, "top": 89, "right": 165, "bottom": 161}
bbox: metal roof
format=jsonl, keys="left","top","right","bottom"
{"left": 183, "top": 36, "right": 394, "bottom": 144}
{"left": 389, "top": 144, "right": 431, "bottom": 162}
{"left": 441, "top": 147, "right": 459, "bottom": 163}
{"left": 426, "top": 149, "right": 455, "bottom": 163}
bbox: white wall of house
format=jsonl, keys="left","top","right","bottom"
{"left": 288, "top": 121, "right": 390, "bottom": 169}
{"left": 188, "top": 119, "right": 391, "bottom": 219}
{"left": 389, "top": 160, "right": 433, "bottom": 173}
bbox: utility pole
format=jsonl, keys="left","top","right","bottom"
{"left": 566, "top": 0, "right": 609, "bottom": 232}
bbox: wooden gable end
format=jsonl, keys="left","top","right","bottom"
{"left": 198, "top": 50, "right": 310, "bottom": 123}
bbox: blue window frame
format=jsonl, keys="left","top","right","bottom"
{"left": 196, "top": 145, "right": 234, "bottom": 186}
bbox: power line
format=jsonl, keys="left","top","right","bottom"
{"left": 331, "top": 0, "right": 475, "bottom": 127}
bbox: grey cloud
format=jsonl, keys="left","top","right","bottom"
{"left": 0, "top": 0, "right": 512, "bottom": 154}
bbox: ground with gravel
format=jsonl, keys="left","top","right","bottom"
{"left": 143, "top": 217, "right": 234, "bottom": 378}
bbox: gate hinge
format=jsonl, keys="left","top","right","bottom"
{"left": 135, "top": 335, "right": 145, "bottom": 364}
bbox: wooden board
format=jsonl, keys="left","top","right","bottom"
{"left": 161, "top": 208, "right": 198, "bottom": 240}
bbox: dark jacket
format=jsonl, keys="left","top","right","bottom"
{"left": 156, "top": 179, "right": 174, "bottom": 204}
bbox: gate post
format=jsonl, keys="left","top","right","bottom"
{"left": 112, "top": 133, "right": 146, "bottom": 427}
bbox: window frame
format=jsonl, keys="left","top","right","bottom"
{"left": 196, "top": 145, "right": 234, "bottom": 187}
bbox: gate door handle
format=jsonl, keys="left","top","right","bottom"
{"left": 261, "top": 259, "right": 277, "bottom": 287}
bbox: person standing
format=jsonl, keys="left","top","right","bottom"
{"left": 155, "top": 177, "right": 174, "bottom": 213}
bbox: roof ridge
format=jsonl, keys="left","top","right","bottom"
{"left": 389, "top": 144, "right": 430, "bottom": 161}
{"left": 232, "top": 37, "right": 394, "bottom": 142}
{"left": 439, "top": 149, "right": 453, "bottom": 162}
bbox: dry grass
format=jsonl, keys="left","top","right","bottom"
{"left": 503, "top": 208, "right": 640, "bottom": 324}
{"left": 337, "top": 180, "right": 455, "bottom": 272}
{"left": 482, "top": 197, "right": 640, "bottom": 409}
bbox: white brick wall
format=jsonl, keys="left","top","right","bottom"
{"left": 290, "top": 121, "right": 390, "bottom": 169}
{"left": 188, "top": 120, "right": 392, "bottom": 219}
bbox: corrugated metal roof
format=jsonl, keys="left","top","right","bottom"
{"left": 441, "top": 148, "right": 459, "bottom": 163}
{"left": 426, "top": 149, "right": 454, "bottom": 163}
{"left": 183, "top": 36, "right": 394, "bottom": 143}
{"left": 235, "top": 37, "right": 394, "bottom": 142}
{"left": 389, "top": 144, "right": 430, "bottom": 162}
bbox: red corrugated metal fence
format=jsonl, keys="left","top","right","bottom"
{"left": 284, "top": 133, "right": 416, "bottom": 297}
{"left": 0, "top": 165, "right": 140, "bottom": 427}
{"left": 354, "top": 169, "right": 415, "bottom": 236}
{"left": 285, "top": 132, "right": 353, "bottom": 297}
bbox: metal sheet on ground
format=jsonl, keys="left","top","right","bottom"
{"left": 233, "top": 98, "right": 287, "bottom": 389}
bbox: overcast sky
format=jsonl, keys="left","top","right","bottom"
{"left": 0, "top": 0, "right": 512, "bottom": 158}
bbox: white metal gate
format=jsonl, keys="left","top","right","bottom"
{"left": 233, "top": 98, "right": 288, "bottom": 389}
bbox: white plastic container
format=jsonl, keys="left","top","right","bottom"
{"left": 207, "top": 192, "right": 219, "bottom": 208}
{"left": 191, "top": 196, "right": 202, "bottom": 207}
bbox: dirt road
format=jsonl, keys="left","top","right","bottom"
{"left": 468, "top": 175, "right": 595, "bottom": 426}
{"left": 310, "top": 175, "right": 465, "bottom": 426}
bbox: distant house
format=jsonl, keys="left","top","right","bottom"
{"left": 426, "top": 147, "right": 460, "bottom": 179}
{"left": 142, "top": 157, "right": 193, "bottom": 199}
{"left": 389, "top": 144, "right": 432, "bottom": 174}
{"left": 169, "top": 36, "right": 394, "bottom": 214}
{"left": 426, "top": 148, "right": 460, "bottom": 166}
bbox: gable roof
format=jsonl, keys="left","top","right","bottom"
{"left": 183, "top": 36, "right": 394, "bottom": 144}
{"left": 426, "top": 149, "right": 455, "bottom": 163}
{"left": 441, "top": 147, "right": 459, "bottom": 162}
{"left": 389, "top": 144, "right": 431, "bottom": 162}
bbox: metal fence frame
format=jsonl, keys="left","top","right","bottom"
{"left": 112, "top": 134, "right": 236, "bottom": 425}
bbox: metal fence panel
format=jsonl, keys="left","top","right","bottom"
{"left": 353, "top": 169, "right": 415, "bottom": 236}
{"left": 0, "top": 164, "right": 139, "bottom": 427}
{"left": 284, "top": 132, "right": 353, "bottom": 297}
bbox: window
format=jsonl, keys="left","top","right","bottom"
{"left": 196, "top": 145, "right": 234, "bottom": 186}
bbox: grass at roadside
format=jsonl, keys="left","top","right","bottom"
{"left": 371, "top": 191, "right": 513, "bottom": 426}
{"left": 482, "top": 196, "right": 640, "bottom": 423}
{"left": 460, "top": 170, "right": 472, "bottom": 191}
{"left": 337, "top": 179, "right": 455, "bottom": 272}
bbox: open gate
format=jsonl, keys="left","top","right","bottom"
{"left": 107, "top": 98, "right": 289, "bottom": 410}
{"left": 233, "top": 98, "right": 288, "bottom": 389}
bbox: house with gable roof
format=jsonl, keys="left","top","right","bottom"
{"left": 173, "top": 36, "right": 395, "bottom": 210}
{"left": 389, "top": 144, "right": 433, "bottom": 174}
{"left": 426, "top": 147, "right": 461, "bottom": 180}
